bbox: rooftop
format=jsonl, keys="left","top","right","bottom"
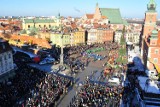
{"left": 100, "top": 8, "right": 123, "bottom": 24}
{"left": 23, "top": 18, "right": 55, "bottom": 23}
{"left": 86, "top": 14, "right": 94, "bottom": 19}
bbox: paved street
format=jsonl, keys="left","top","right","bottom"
{"left": 57, "top": 64, "right": 103, "bottom": 107}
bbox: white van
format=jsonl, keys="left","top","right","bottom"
{"left": 108, "top": 76, "right": 120, "bottom": 85}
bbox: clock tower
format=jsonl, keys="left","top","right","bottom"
{"left": 141, "top": 0, "right": 157, "bottom": 56}
{"left": 143, "top": 0, "right": 157, "bottom": 39}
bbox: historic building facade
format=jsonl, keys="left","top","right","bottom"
{"left": 71, "top": 30, "right": 86, "bottom": 46}
{"left": 50, "top": 33, "right": 70, "bottom": 47}
{"left": 114, "top": 30, "right": 123, "bottom": 44}
{"left": 125, "top": 31, "right": 140, "bottom": 45}
{"left": 22, "top": 18, "right": 60, "bottom": 30}
{"left": 87, "top": 28, "right": 114, "bottom": 45}
{"left": 142, "top": 0, "right": 160, "bottom": 72}
{"left": 0, "top": 40, "right": 14, "bottom": 75}
{"left": 96, "top": 29, "right": 114, "bottom": 43}
{"left": 141, "top": 0, "right": 157, "bottom": 56}
{"left": 93, "top": 3, "right": 124, "bottom": 30}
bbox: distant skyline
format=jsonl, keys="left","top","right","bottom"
{"left": 0, "top": 0, "right": 160, "bottom": 18}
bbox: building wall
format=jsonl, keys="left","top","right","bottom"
{"left": 50, "top": 34, "right": 60, "bottom": 46}
{"left": 50, "top": 33, "right": 70, "bottom": 46}
{"left": 114, "top": 31, "right": 122, "bottom": 44}
{"left": 141, "top": 12, "right": 157, "bottom": 57}
{"left": 23, "top": 22, "right": 58, "bottom": 30}
{"left": 143, "top": 25, "right": 155, "bottom": 38}
{"left": 0, "top": 51, "right": 14, "bottom": 75}
{"left": 73, "top": 31, "right": 85, "bottom": 45}
{"left": 125, "top": 32, "right": 140, "bottom": 44}
{"left": 96, "top": 30, "right": 103, "bottom": 43}
{"left": 157, "top": 31, "right": 160, "bottom": 46}
{"left": 143, "top": 40, "right": 149, "bottom": 69}
{"left": 103, "top": 30, "right": 114, "bottom": 42}
{"left": 62, "top": 34, "right": 70, "bottom": 46}
{"left": 87, "top": 29, "right": 97, "bottom": 45}
{"left": 147, "top": 47, "right": 160, "bottom": 70}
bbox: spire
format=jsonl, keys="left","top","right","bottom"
{"left": 58, "top": 12, "right": 61, "bottom": 19}
{"left": 147, "top": 0, "right": 156, "bottom": 11}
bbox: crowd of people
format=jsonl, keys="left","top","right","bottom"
{"left": 25, "top": 73, "right": 71, "bottom": 107}
{"left": 0, "top": 64, "right": 72, "bottom": 107}
{"left": 70, "top": 81, "right": 123, "bottom": 107}
{"left": 0, "top": 65, "right": 45, "bottom": 107}
{"left": 64, "top": 42, "right": 118, "bottom": 73}
{"left": 0, "top": 41, "right": 128, "bottom": 107}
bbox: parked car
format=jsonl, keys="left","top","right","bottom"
{"left": 39, "top": 57, "right": 55, "bottom": 65}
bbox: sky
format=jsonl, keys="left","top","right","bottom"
{"left": 0, "top": 0, "right": 160, "bottom": 18}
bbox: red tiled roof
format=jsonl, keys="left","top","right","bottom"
{"left": 101, "top": 16, "right": 107, "bottom": 19}
{"left": 93, "top": 23, "right": 109, "bottom": 29}
{"left": 71, "top": 22, "right": 77, "bottom": 29}
{"left": 10, "top": 34, "right": 51, "bottom": 49}
{"left": 86, "top": 14, "right": 94, "bottom": 19}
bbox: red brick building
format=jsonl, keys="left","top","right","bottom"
{"left": 142, "top": 0, "right": 160, "bottom": 72}
{"left": 141, "top": 0, "right": 157, "bottom": 57}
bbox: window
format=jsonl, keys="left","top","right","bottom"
{"left": 155, "top": 49, "right": 159, "bottom": 54}
{"left": 153, "top": 58, "right": 158, "bottom": 64}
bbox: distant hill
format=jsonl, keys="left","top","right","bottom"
{"left": 126, "top": 19, "right": 160, "bottom": 25}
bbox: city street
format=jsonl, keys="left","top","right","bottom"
{"left": 57, "top": 65, "right": 103, "bottom": 107}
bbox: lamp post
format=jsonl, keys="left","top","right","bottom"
{"left": 59, "top": 13, "right": 64, "bottom": 65}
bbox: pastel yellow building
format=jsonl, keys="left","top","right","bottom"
{"left": 71, "top": 31, "right": 86, "bottom": 46}
{"left": 50, "top": 33, "right": 70, "bottom": 47}
{"left": 22, "top": 18, "right": 60, "bottom": 30}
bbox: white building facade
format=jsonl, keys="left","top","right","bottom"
{"left": 125, "top": 31, "right": 140, "bottom": 45}
{"left": 114, "top": 30, "right": 122, "bottom": 44}
{"left": 0, "top": 40, "right": 14, "bottom": 75}
{"left": 87, "top": 29, "right": 97, "bottom": 45}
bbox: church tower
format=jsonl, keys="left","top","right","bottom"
{"left": 141, "top": 0, "right": 157, "bottom": 56}
{"left": 94, "top": 3, "right": 101, "bottom": 19}
{"left": 143, "top": 0, "right": 157, "bottom": 38}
